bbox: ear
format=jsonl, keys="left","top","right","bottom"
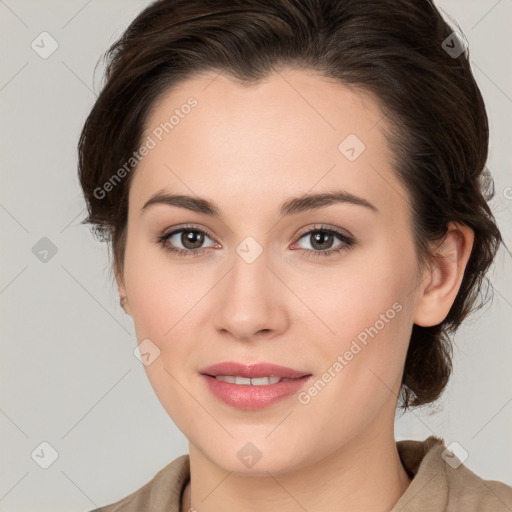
{"left": 115, "top": 264, "right": 131, "bottom": 316}
{"left": 413, "top": 222, "right": 474, "bottom": 327}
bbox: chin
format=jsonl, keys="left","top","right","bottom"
{"left": 195, "top": 436, "right": 311, "bottom": 476}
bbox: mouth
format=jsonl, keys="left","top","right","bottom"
{"left": 199, "top": 361, "right": 312, "bottom": 410}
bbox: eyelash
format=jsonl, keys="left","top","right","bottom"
{"left": 156, "top": 223, "right": 356, "bottom": 259}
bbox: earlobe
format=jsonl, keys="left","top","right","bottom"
{"left": 413, "top": 222, "right": 474, "bottom": 327}
{"left": 120, "top": 296, "right": 129, "bottom": 314}
{"left": 115, "top": 267, "right": 130, "bottom": 316}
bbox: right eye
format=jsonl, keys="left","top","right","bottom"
{"left": 157, "top": 225, "right": 219, "bottom": 257}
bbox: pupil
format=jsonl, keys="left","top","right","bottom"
{"left": 183, "top": 230, "right": 204, "bottom": 249}
{"left": 312, "top": 231, "right": 332, "bottom": 250}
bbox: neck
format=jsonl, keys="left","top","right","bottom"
{"left": 186, "top": 422, "right": 412, "bottom": 512}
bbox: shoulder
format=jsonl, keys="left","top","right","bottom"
{"left": 442, "top": 449, "right": 512, "bottom": 510}
{"left": 87, "top": 454, "right": 190, "bottom": 512}
{"left": 395, "top": 436, "right": 512, "bottom": 511}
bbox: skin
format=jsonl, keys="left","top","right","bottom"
{"left": 116, "top": 68, "right": 474, "bottom": 512}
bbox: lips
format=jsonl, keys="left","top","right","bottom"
{"left": 200, "top": 362, "right": 313, "bottom": 410}
{"left": 199, "top": 361, "right": 311, "bottom": 380}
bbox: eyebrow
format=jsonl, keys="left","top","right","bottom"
{"left": 140, "top": 189, "right": 379, "bottom": 217}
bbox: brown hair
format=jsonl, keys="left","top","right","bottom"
{"left": 78, "top": 0, "right": 504, "bottom": 410}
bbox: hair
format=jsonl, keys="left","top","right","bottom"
{"left": 78, "top": 0, "right": 504, "bottom": 410}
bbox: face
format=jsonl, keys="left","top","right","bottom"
{"left": 117, "top": 68, "right": 425, "bottom": 475}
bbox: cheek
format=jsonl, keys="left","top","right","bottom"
{"left": 123, "top": 236, "right": 188, "bottom": 335}
{"left": 299, "top": 243, "right": 413, "bottom": 332}
{"left": 298, "top": 239, "right": 417, "bottom": 386}
{"left": 293, "top": 279, "right": 414, "bottom": 438}
{"left": 308, "top": 281, "right": 411, "bottom": 385}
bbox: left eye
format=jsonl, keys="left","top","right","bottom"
{"left": 296, "top": 229, "right": 345, "bottom": 251}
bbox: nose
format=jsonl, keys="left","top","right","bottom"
{"left": 212, "top": 248, "right": 290, "bottom": 342}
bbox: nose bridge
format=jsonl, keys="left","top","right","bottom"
{"left": 213, "top": 236, "right": 288, "bottom": 339}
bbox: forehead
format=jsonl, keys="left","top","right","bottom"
{"left": 129, "top": 68, "right": 406, "bottom": 220}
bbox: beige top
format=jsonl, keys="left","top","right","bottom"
{"left": 89, "top": 436, "right": 512, "bottom": 511}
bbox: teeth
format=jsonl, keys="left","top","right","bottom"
{"left": 214, "top": 375, "right": 283, "bottom": 385}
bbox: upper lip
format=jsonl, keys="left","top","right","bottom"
{"left": 200, "top": 362, "right": 311, "bottom": 379}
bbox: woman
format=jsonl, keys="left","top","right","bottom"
{"left": 78, "top": 0, "right": 511, "bottom": 510}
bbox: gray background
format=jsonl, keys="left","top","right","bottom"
{"left": 1, "top": 0, "right": 511, "bottom": 510}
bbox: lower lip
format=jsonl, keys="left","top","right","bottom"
{"left": 201, "top": 374, "right": 312, "bottom": 410}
